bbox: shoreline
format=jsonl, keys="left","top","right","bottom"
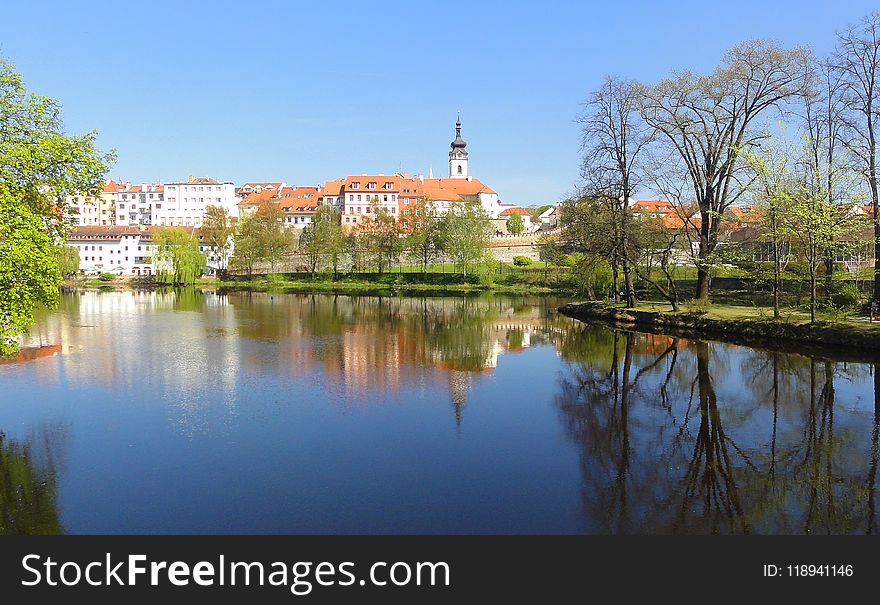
{"left": 558, "top": 301, "right": 880, "bottom": 362}
{"left": 63, "top": 276, "right": 568, "bottom": 297}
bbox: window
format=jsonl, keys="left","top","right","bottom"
{"left": 384, "top": 182, "right": 392, "bottom": 190}
{"left": 368, "top": 182, "right": 376, "bottom": 190}
{"left": 351, "top": 182, "right": 360, "bottom": 189}
{"left": 349, "top": 194, "right": 354, "bottom": 201}
{"left": 383, "top": 195, "right": 388, "bottom": 202}
{"left": 357, "top": 195, "right": 362, "bottom": 201}
{"left": 457, "top": 165, "right": 462, "bottom": 174}
{"left": 365, "top": 206, "right": 371, "bottom": 214}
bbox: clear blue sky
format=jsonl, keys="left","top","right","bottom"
{"left": 2, "top": 1, "right": 877, "bottom": 205}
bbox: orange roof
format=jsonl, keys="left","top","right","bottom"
{"left": 632, "top": 199, "right": 674, "bottom": 213}
{"left": 321, "top": 179, "right": 345, "bottom": 196}
{"left": 417, "top": 177, "right": 496, "bottom": 200}
{"left": 278, "top": 186, "right": 321, "bottom": 201}
{"left": 281, "top": 205, "right": 318, "bottom": 214}
{"left": 103, "top": 180, "right": 122, "bottom": 193}
{"left": 238, "top": 189, "right": 279, "bottom": 206}
{"left": 498, "top": 207, "right": 529, "bottom": 217}
{"left": 240, "top": 182, "right": 283, "bottom": 190}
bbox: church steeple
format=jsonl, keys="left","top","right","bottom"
{"left": 449, "top": 112, "right": 469, "bottom": 178}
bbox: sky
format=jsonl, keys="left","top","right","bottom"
{"left": 2, "top": 0, "right": 878, "bottom": 205}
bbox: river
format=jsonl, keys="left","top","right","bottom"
{"left": 1, "top": 290, "right": 878, "bottom": 534}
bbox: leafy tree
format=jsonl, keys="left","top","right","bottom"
{"left": 781, "top": 166, "right": 867, "bottom": 322}
{"left": 740, "top": 140, "right": 797, "bottom": 318}
{"left": 298, "top": 207, "right": 344, "bottom": 276}
{"left": 0, "top": 59, "right": 113, "bottom": 351}
{"left": 230, "top": 214, "right": 263, "bottom": 278}
{"left": 360, "top": 201, "right": 402, "bottom": 273}
{"left": 254, "top": 200, "right": 295, "bottom": 274}
{"left": 506, "top": 212, "right": 525, "bottom": 235}
{"left": 404, "top": 198, "right": 444, "bottom": 272}
{"left": 153, "top": 227, "right": 206, "bottom": 285}
{"left": 56, "top": 245, "right": 80, "bottom": 278}
{"left": 0, "top": 188, "right": 61, "bottom": 356}
{"left": 199, "top": 205, "right": 233, "bottom": 274}
{"left": 440, "top": 201, "right": 490, "bottom": 277}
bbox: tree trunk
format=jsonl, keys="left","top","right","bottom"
{"left": 695, "top": 214, "right": 712, "bottom": 301}
{"left": 824, "top": 253, "right": 835, "bottom": 304}
{"left": 810, "top": 269, "right": 817, "bottom": 323}
{"left": 622, "top": 257, "right": 636, "bottom": 308}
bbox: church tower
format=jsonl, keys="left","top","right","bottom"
{"left": 448, "top": 113, "right": 468, "bottom": 178}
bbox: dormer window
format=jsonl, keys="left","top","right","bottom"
{"left": 351, "top": 182, "right": 360, "bottom": 189}
{"left": 368, "top": 182, "right": 376, "bottom": 190}
{"left": 384, "top": 182, "right": 392, "bottom": 190}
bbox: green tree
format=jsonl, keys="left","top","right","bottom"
{"left": 255, "top": 201, "right": 296, "bottom": 275}
{"left": 405, "top": 198, "right": 444, "bottom": 272}
{"left": 781, "top": 161, "right": 867, "bottom": 322}
{"left": 506, "top": 212, "right": 525, "bottom": 235}
{"left": 741, "top": 140, "right": 797, "bottom": 319}
{"left": 361, "top": 201, "right": 402, "bottom": 273}
{"left": 199, "top": 205, "right": 233, "bottom": 274}
{"left": 298, "top": 207, "right": 343, "bottom": 276}
{"left": 230, "top": 214, "right": 263, "bottom": 278}
{"left": 56, "top": 245, "right": 80, "bottom": 278}
{"left": 440, "top": 201, "right": 490, "bottom": 277}
{"left": 0, "top": 59, "right": 113, "bottom": 352}
{"left": 0, "top": 188, "right": 61, "bottom": 356}
{"left": 153, "top": 227, "right": 206, "bottom": 285}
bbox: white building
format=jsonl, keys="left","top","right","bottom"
{"left": 69, "top": 225, "right": 229, "bottom": 276}
{"left": 115, "top": 183, "right": 164, "bottom": 226}
{"left": 159, "top": 176, "right": 239, "bottom": 227}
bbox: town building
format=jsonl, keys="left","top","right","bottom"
{"left": 66, "top": 180, "right": 126, "bottom": 226}
{"left": 69, "top": 225, "right": 230, "bottom": 276}
{"left": 159, "top": 176, "right": 239, "bottom": 226}
{"left": 114, "top": 182, "right": 164, "bottom": 226}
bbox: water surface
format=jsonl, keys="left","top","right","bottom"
{"left": 1, "top": 290, "right": 878, "bottom": 534}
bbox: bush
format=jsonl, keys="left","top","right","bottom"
{"left": 556, "top": 254, "right": 575, "bottom": 267}
{"left": 828, "top": 283, "right": 863, "bottom": 312}
{"left": 512, "top": 256, "right": 532, "bottom": 267}
{"left": 98, "top": 272, "right": 116, "bottom": 282}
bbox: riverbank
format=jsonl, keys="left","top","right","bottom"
{"left": 64, "top": 272, "right": 568, "bottom": 296}
{"left": 559, "top": 300, "right": 880, "bottom": 359}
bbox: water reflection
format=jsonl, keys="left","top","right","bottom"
{"left": 1, "top": 290, "right": 878, "bottom": 534}
{"left": 556, "top": 327, "right": 880, "bottom": 534}
{"left": 0, "top": 426, "right": 66, "bottom": 534}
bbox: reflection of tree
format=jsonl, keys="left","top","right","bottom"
{"left": 556, "top": 330, "right": 879, "bottom": 534}
{"left": 0, "top": 426, "right": 65, "bottom": 534}
{"left": 675, "top": 341, "right": 748, "bottom": 533}
{"left": 868, "top": 365, "right": 880, "bottom": 534}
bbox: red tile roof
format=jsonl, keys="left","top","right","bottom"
{"left": 498, "top": 207, "right": 529, "bottom": 217}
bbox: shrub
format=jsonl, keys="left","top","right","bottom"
{"left": 512, "top": 256, "right": 532, "bottom": 267}
{"left": 556, "top": 254, "right": 575, "bottom": 267}
{"left": 98, "top": 273, "right": 116, "bottom": 282}
{"left": 828, "top": 283, "right": 863, "bottom": 312}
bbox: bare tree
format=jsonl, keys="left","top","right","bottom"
{"left": 578, "top": 76, "right": 652, "bottom": 307}
{"left": 834, "top": 12, "right": 880, "bottom": 300}
{"left": 640, "top": 40, "right": 807, "bottom": 301}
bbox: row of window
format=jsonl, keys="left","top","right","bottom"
{"left": 166, "top": 186, "right": 224, "bottom": 192}
{"left": 349, "top": 182, "right": 394, "bottom": 191}
{"left": 346, "top": 206, "right": 397, "bottom": 215}
{"left": 347, "top": 194, "right": 397, "bottom": 203}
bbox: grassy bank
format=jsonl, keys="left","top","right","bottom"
{"left": 216, "top": 273, "right": 562, "bottom": 295}
{"left": 559, "top": 300, "right": 880, "bottom": 358}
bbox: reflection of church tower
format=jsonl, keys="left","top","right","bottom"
{"left": 448, "top": 370, "right": 471, "bottom": 429}
{"left": 449, "top": 113, "right": 468, "bottom": 178}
